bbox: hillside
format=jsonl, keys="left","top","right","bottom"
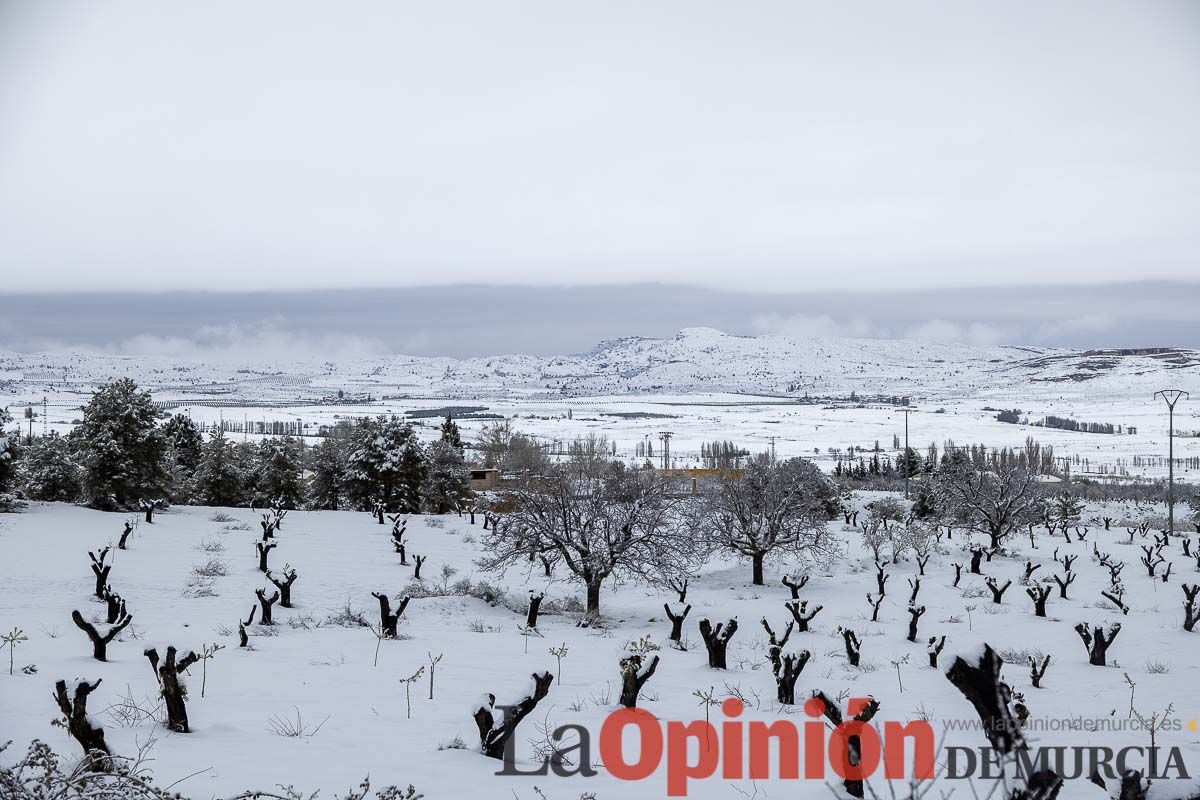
{"left": 3, "top": 330, "right": 1197, "bottom": 410}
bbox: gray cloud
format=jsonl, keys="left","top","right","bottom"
{"left": 0, "top": 283, "right": 1194, "bottom": 359}
{"left": 0, "top": 1, "right": 1198, "bottom": 293}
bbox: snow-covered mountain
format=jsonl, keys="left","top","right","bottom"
{"left": 2, "top": 328, "right": 1197, "bottom": 405}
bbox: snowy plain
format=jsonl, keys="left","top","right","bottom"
{"left": 2, "top": 498, "right": 1198, "bottom": 799}
{"left": 2, "top": 328, "right": 1200, "bottom": 798}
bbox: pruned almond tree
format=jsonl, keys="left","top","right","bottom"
{"left": 691, "top": 458, "right": 837, "bottom": 585}
{"left": 480, "top": 465, "right": 702, "bottom": 619}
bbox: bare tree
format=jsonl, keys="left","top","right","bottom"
{"left": 53, "top": 679, "right": 111, "bottom": 770}
{"left": 88, "top": 548, "right": 111, "bottom": 600}
{"left": 480, "top": 465, "right": 701, "bottom": 619}
{"left": 71, "top": 609, "right": 131, "bottom": 661}
{"left": 238, "top": 605, "right": 256, "bottom": 647}
{"left": 698, "top": 617, "right": 737, "bottom": 668}
{"left": 118, "top": 520, "right": 134, "bottom": 550}
{"left": 945, "top": 644, "right": 1063, "bottom": 800}
{"left": 1184, "top": 584, "right": 1199, "bottom": 632}
{"left": 371, "top": 592, "right": 411, "bottom": 638}
{"left": 1076, "top": 622, "right": 1121, "bottom": 666}
{"left": 809, "top": 692, "right": 879, "bottom": 798}
{"left": 926, "top": 635, "right": 946, "bottom": 668}
{"left": 526, "top": 591, "right": 544, "bottom": 629}
{"left": 618, "top": 653, "right": 660, "bottom": 707}
{"left": 473, "top": 671, "right": 554, "bottom": 758}
{"left": 256, "top": 541, "right": 276, "bottom": 574}
{"left": 761, "top": 618, "right": 809, "bottom": 703}
{"left": 693, "top": 458, "right": 837, "bottom": 585}
{"left": 781, "top": 573, "right": 809, "bottom": 598}
{"left": 145, "top": 646, "right": 200, "bottom": 732}
{"left": 254, "top": 588, "right": 280, "bottom": 625}
{"left": 1026, "top": 584, "right": 1052, "bottom": 617}
{"left": 266, "top": 565, "right": 298, "bottom": 607}
{"left": 1029, "top": 654, "right": 1051, "bottom": 687}
{"left": 936, "top": 461, "right": 1041, "bottom": 550}
{"left": 664, "top": 601, "right": 691, "bottom": 642}
{"left": 784, "top": 599, "right": 822, "bottom": 631}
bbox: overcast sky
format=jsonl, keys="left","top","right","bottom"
{"left": 1, "top": 1, "right": 1198, "bottom": 294}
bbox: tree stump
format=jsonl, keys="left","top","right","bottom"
{"left": 698, "top": 618, "right": 737, "bottom": 669}
{"left": 145, "top": 646, "right": 200, "bottom": 732}
{"left": 473, "top": 671, "right": 554, "bottom": 758}
{"left": 71, "top": 609, "right": 131, "bottom": 661}
{"left": 53, "top": 678, "right": 111, "bottom": 770}
{"left": 371, "top": 592, "right": 410, "bottom": 638}
{"left": 618, "top": 653, "right": 660, "bottom": 708}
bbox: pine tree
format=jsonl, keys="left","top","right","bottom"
{"left": 194, "top": 429, "right": 248, "bottom": 507}
{"left": 71, "top": 379, "right": 166, "bottom": 509}
{"left": 439, "top": 416, "right": 463, "bottom": 450}
{"left": 162, "top": 414, "right": 203, "bottom": 472}
{"left": 306, "top": 437, "right": 346, "bottom": 510}
{"left": 254, "top": 436, "right": 304, "bottom": 508}
{"left": 421, "top": 439, "right": 470, "bottom": 513}
{"left": 344, "top": 416, "right": 427, "bottom": 512}
{"left": 0, "top": 407, "right": 19, "bottom": 493}
{"left": 20, "top": 433, "right": 80, "bottom": 501}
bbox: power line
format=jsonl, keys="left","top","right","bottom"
{"left": 1154, "top": 389, "right": 1188, "bottom": 536}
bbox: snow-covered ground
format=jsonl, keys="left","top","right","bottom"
{"left": 3, "top": 328, "right": 1199, "bottom": 484}
{"left": 2, "top": 501, "right": 1198, "bottom": 798}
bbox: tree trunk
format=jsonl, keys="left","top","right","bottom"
{"left": 751, "top": 552, "right": 765, "bottom": 585}
{"left": 53, "top": 678, "right": 110, "bottom": 770}
{"left": 944, "top": 644, "right": 1024, "bottom": 753}
{"left": 585, "top": 580, "right": 602, "bottom": 619}
{"left": 72, "top": 609, "right": 131, "bottom": 661}
{"left": 145, "top": 646, "right": 200, "bottom": 733}
{"left": 774, "top": 650, "right": 811, "bottom": 704}
{"left": 473, "top": 672, "right": 554, "bottom": 759}
{"left": 619, "top": 654, "right": 659, "bottom": 707}
{"left": 698, "top": 618, "right": 738, "bottom": 669}
{"left": 526, "top": 592, "right": 543, "bottom": 629}
{"left": 664, "top": 603, "right": 691, "bottom": 642}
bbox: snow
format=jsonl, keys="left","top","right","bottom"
{"left": 3, "top": 330, "right": 1200, "bottom": 796}
{"left": 4, "top": 502, "right": 1198, "bottom": 798}
{"left": 3, "top": 330, "right": 1196, "bottom": 485}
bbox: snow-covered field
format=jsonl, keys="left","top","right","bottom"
{"left": 3, "top": 328, "right": 1199, "bottom": 484}
{"left": 2, "top": 500, "right": 1198, "bottom": 798}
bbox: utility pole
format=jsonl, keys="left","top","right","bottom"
{"left": 657, "top": 431, "right": 672, "bottom": 471}
{"left": 768, "top": 436, "right": 777, "bottom": 464}
{"left": 904, "top": 407, "right": 910, "bottom": 500}
{"left": 1155, "top": 390, "right": 1188, "bottom": 536}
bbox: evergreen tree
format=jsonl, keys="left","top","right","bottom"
{"left": 233, "top": 441, "right": 260, "bottom": 502}
{"left": 344, "top": 415, "right": 427, "bottom": 512}
{"left": 0, "top": 407, "right": 18, "bottom": 493}
{"left": 911, "top": 481, "right": 938, "bottom": 519}
{"left": 20, "top": 433, "right": 81, "bottom": 501}
{"left": 162, "top": 414, "right": 203, "bottom": 472}
{"left": 306, "top": 437, "right": 346, "bottom": 510}
{"left": 439, "top": 415, "right": 463, "bottom": 450}
{"left": 899, "top": 446, "right": 922, "bottom": 478}
{"left": 71, "top": 379, "right": 166, "bottom": 509}
{"left": 194, "top": 429, "right": 248, "bottom": 507}
{"left": 254, "top": 436, "right": 304, "bottom": 508}
{"left": 421, "top": 439, "right": 470, "bottom": 513}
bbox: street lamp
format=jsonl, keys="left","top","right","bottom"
{"left": 1154, "top": 389, "right": 1188, "bottom": 536}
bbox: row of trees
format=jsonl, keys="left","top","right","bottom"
{"left": 483, "top": 456, "right": 842, "bottom": 616}
{"left": 1, "top": 380, "right": 472, "bottom": 513}
{"left": 484, "top": 445, "right": 1199, "bottom": 619}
